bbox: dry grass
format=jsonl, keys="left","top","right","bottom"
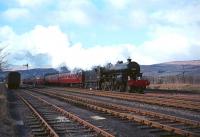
{"left": 148, "top": 83, "right": 200, "bottom": 92}
{"left": 0, "top": 89, "right": 6, "bottom": 118}
{"left": 0, "top": 84, "right": 15, "bottom": 137}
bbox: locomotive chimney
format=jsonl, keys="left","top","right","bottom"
{"left": 127, "top": 58, "right": 132, "bottom": 63}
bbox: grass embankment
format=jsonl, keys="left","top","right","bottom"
{"left": 0, "top": 83, "right": 15, "bottom": 137}
{"left": 148, "top": 83, "right": 200, "bottom": 93}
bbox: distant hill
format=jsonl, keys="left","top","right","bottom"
{"left": 0, "top": 65, "right": 71, "bottom": 80}
{"left": 0, "top": 68, "right": 58, "bottom": 81}
{"left": 164, "top": 60, "right": 200, "bottom": 65}
{"left": 19, "top": 68, "right": 58, "bottom": 79}
{"left": 141, "top": 60, "right": 200, "bottom": 77}
{"left": 141, "top": 60, "right": 200, "bottom": 85}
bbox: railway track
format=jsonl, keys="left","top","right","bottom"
{"left": 48, "top": 87, "right": 200, "bottom": 111}
{"left": 18, "top": 90, "right": 115, "bottom": 137}
{"left": 28, "top": 88, "right": 200, "bottom": 137}
{"left": 145, "top": 93, "right": 200, "bottom": 102}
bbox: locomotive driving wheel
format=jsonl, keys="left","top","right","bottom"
{"left": 135, "top": 87, "right": 144, "bottom": 93}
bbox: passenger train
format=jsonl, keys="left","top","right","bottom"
{"left": 23, "top": 59, "right": 150, "bottom": 93}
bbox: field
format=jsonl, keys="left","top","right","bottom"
{"left": 0, "top": 84, "right": 7, "bottom": 119}
{"left": 0, "top": 84, "right": 15, "bottom": 137}
{"left": 148, "top": 83, "right": 200, "bottom": 92}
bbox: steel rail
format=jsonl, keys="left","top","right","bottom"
{"left": 31, "top": 89, "right": 200, "bottom": 137}
{"left": 35, "top": 89, "right": 200, "bottom": 127}
{"left": 102, "top": 92, "right": 200, "bottom": 106}
{"left": 145, "top": 93, "right": 200, "bottom": 102}
{"left": 48, "top": 87, "right": 200, "bottom": 102}
{"left": 23, "top": 91, "right": 115, "bottom": 137}
{"left": 78, "top": 88, "right": 200, "bottom": 106}
{"left": 57, "top": 88, "right": 200, "bottom": 111}
{"left": 104, "top": 90, "right": 200, "bottom": 104}
{"left": 48, "top": 87, "right": 200, "bottom": 103}
{"left": 102, "top": 92, "right": 200, "bottom": 108}
{"left": 99, "top": 89, "right": 200, "bottom": 102}
{"left": 18, "top": 95, "right": 59, "bottom": 137}
{"left": 50, "top": 87, "right": 200, "bottom": 102}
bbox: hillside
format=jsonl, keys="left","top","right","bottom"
{"left": 141, "top": 60, "right": 200, "bottom": 77}
{"left": 141, "top": 60, "right": 200, "bottom": 91}
{"left": 0, "top": 68, "right": 58, "bottom": 81}
{"left": 164, "top": 60, "right": 200, "bottom": 65}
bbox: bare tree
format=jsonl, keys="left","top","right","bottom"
{"left": 0, "top": 47, "right": 8, "bottom": 71}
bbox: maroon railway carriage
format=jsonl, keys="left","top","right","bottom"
{"left": 23, "top": 76, "right": 45, "bottom": 85}
{"left": 45, "top": 72, "right": 83, "bottom": 87}
{"left": 59, "top": 73, "right": 82, "bottom": 83}
{"left": 45, "top": 74, "right": 59, "bottom": 85}
{"left": 35, "top": 77, "right": 45, "bottom": 85}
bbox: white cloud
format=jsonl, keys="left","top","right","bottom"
{"left": 130, "top": 10, "right": 149, "bottom": 28}
{"left": 49, "top": 0, "right": 94, "bottom": 26}
{"left": 107, "top": 0, "right": 130, "bottom": 10}
{"left": 0, "top": 25, "right": 70, "bottom": 67}
{"left": 1, "top": 8, "right": 29, "bottom": 20}
{"left": 16, "top": 0, "right": 50, "bottom": 8}
{"left": 0, "top": 1, "right": 199, "bottom": 69}
{"left": 151, "top": 4, "right": 200, "bottom": 25}
{"left": 1, "top": 0, "right": 199, "bottom": 31}
{"left": 139, "top": 34, "right": 190, "bottom": 61}
{"left": 1, "top": 25, "right": 199, "bottom": 70}
{"left": 56, "top": 9, "right": 91, "bottom": 26}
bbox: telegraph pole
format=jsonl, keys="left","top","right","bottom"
{"left": 23, "top": 63, "right": 28, "bottom": 70}
{"left": 182, "top": 65, "right": 185, "bottom": 83}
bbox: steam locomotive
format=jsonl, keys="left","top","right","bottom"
{"left": 23, "top": 59, "right": 150, "bottom": 93}
{"left": 95, "top": 59, "right": 149, "bottom": 93}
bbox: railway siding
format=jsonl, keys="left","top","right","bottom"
{"left": 19, "top": 90, "right": 115, "bottom": 137}
{"left": 19, "top": 95, "right": 59, "bottom": 137}
{"left": 57, "top": 88, "right": 200, "bottom": 111}
{"left": 37, "top": 88, "right": 200, "bottom": 126}
{"left": 29, "top": 88, "right": 200, "bottom": 137}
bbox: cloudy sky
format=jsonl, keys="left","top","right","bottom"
{"left": 0, "top": 0, "right": 200, "bottom": 70}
